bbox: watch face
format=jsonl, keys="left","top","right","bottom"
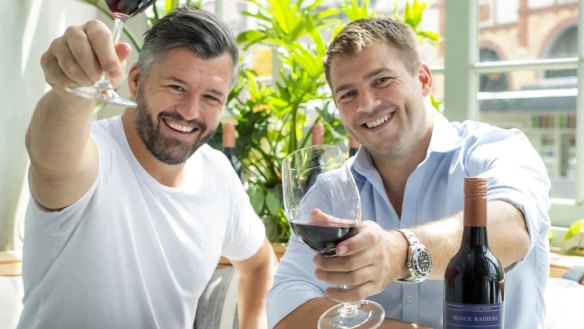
{"left": 413, "top": 249, "right": 432, "bottom": 275}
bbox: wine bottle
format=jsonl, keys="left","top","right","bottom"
{"left": 349, "top": 135, "right": 360, "bottom": 157}
{"left": 311, "top": 122, "right": 324, "bottom": 146}
{"left": 444, "top": 177, "right": 505, "bottom": 329}
{"left": 222, "top": 122, "right": 243, "bottom": 181}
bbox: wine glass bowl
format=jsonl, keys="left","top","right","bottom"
{"left": 281, "top": 145, "right": 385, "bottom": 329}
{"left": 65, "top": 0, "right": 157, "bottom": 107}
{"left": 282, "top": 145, "right": 361, "bottom": 256}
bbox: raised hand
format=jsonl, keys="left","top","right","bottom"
{"left": 41, "top": 20, "right": 132, "bottom": 97}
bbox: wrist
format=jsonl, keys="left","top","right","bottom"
{"left": 396, "top": 229, "right": 432, "bottom": 283}
{"left": 392, "top": 230, "right": 411, "bottom": 280}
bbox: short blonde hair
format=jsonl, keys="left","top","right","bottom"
{"left": 324, "top": 17, "right": 421, "bottom": 87}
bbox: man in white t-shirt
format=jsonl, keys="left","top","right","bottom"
{"left": 20, "top": 6, "right": 276, "bottom": 329}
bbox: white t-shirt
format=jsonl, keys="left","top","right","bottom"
{"left": 18, "top": 116, "right": 265, "bottom": 329}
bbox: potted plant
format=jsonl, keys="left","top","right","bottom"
{"left": 226, "top": 0, "right": 440, "bottom": 243}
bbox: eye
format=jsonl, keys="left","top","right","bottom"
{"left": 204, "top": 94, "right": 221, "bottom": 103}
{"left": 338, "top": 90, "right": 357, "bottom": 103}
{"left": 375, "top": 77, "right": 392, "bottom": 87}
{"left": 167, "top": 84, "right": 186, "bottom": 92}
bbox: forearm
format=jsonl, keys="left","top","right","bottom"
{"left": 273, "top": 298, "right": 333, "bottom": 329}
{"left": 26, "top": 91, "right": 98, "bottom": 209}
{"left": 236, "top": 268, "right": 272, "bottom": 329}
{"left": 233, "top": 239, "right": 277, "bottom": 329}
{"left": 415, "top": 200, "right": 529, "bottom": 279}
{"left": 27, "top": 91, "right": 96, "bottom": 176}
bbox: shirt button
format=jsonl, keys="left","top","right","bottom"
{"left": 406, "top": 295, "right": 415, "bottom": 303}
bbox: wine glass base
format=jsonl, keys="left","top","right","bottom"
{"left": 318, "top": 300, "right": 385, "bottom": 329}
{"left": 65, "top": 86, "right": 137, "bottom": 108}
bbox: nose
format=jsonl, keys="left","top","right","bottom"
{"left": 176, "top": 94, "right": 200, "bottom": 121}
{"left": 357, "top": 89, "right": 380, "bottom": 113}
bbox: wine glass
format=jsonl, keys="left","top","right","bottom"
{"left": 65, "top": 0, "right": 157, "bottom": 107}
{"left": 281, "top": 144, "right": 385, "bottom": 329}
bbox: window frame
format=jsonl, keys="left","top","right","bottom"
{"left": 443, "top": 0, "right": 584, "bottom": 225}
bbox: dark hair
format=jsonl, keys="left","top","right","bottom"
{"left": 324, "top": 17, "right": 420, "bottom": 86}
{"left": 137, "top": 6, "right": 239, "bottom": 89}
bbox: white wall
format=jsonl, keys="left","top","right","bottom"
{"left": 0, "top": 0, "right": 96, "bottom": 251}
{"left": 0, "top": 0, "right": 153, "bottom": 254}
{"left": 0, "top": 0, "right": 147, "bottom": 252}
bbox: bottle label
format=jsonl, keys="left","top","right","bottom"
{"left": 444, "top": 302, "right": 504, "bottom": 328}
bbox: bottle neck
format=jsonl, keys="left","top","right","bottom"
{"left": 462, "top": 195, "right": 488, "bottom": 247}
{"left": 462, "top": 226, "right": 489, "bottom": 248}
{"left": 222, "top": 122, "right": 236, "bottom": 148}
{"left": 312, "top": 123, "right": 324, "bottom": 146}
{"left": 223, "top": 147, "right": 235, "bottom": 157}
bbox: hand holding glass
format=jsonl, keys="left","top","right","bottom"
{"left": 282, "top": 145, "right": 385, "bottom": 329}
{"left": 65, "top": 0, "right": 157, "bottom": 107}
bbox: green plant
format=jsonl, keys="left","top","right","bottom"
{"left": 562, "top": 219, "right": 584, "bottom": 256}
{"left": 226, "top": 0, "right": 440, "bottom": 242}
{"left": 225, "top": 0, "right": 348, "bottom": 242}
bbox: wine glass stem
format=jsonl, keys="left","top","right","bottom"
{"left": 94, "top": 16, "right": 127, "bottom": 91}
{"left": 111, "top": 16, "right": 127, "bottom": 44}
{"left": 338, "top": 303, "right": 360, "bottom": 318}
{"left": 337, "top": 284, "right": 360, "bottom": 318}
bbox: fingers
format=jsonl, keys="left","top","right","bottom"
{"left": 334, "top": 220, "right": 378, "bottom": 256}
{"left": 310, "top": 208, "right": 358, "bottom": 226}
{"left": 41, "top": 20, "right": 131, "bottom": 91}
{"left": 84, "top": 20, "right": 122, "bottom": 78}
{"left": 324, "top": 281, "right": 379, "bottom": 303}
{"left": 312, "top": 221, "right": 398, "bottom": 302}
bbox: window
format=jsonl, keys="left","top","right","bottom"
{"left": 545, "top": 25, "right": 578, "bottom": 80}
{"left": 479, "top": 48, "right": 508, "bottom": 91}
{"left": 444, "top": 0, "right": 583, "bottom": 227}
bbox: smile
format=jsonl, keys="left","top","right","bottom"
{"left": 163, "top": 118, "right": 196, "bottom": 133}
{"left": 365, "top": 113, "right": 392, "bottom": 128}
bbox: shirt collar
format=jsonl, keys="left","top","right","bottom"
{"left": 426, "top": 111, "right": 463, "bottom": 154}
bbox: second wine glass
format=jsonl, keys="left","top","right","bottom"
{"left": 65, "top": 0, "right": 157, "bottom": 107}
{"left": 281, "top": 144, "right": 385, "bottom": 329}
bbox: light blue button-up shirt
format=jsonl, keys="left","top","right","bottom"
{"left": 267, "top": 113, "right": 551, "bottom": 329}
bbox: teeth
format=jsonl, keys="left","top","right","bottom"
{"left": 366, "top": 114, "right": 391, "bottom": 128}
{"left": 167, "top": 120, "right": 194, "bottom": 133}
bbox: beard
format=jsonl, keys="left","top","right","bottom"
{"left": 133, "top": 88, "right": 216, "bottom": 165}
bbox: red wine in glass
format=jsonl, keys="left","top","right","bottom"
{"left": 105, "top": 0, "right": 157, "bottom": 18}
{"left": 65, "top": 0, "right": 157, "bottom": 107}
{"left": 291, "top": 221, "right": 358, "bottom": 256}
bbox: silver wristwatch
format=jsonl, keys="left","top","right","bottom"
{"left": 397, "top": 229, "right": 432, "bottom": 283}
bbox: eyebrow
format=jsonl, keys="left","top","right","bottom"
{"left": 333, "top": 67, "right": 394, "bottom": 95}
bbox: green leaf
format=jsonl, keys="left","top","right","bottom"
{"left": 417, "top": 30, "right": 441, "bottom": 43}
{"left": 342, "top": 0, "right": 374, "bottom": 21}
{"left": 265, "top": 188, "right": 283, "bottom": 216}
{"left": 247, "top": 184, "right": 265, "bottom": 214}
{"left": 562, "top": 219, "right": 584, "bottom": 245}
{"left": 164, "top": 0, "right": 179, "bottom": 13}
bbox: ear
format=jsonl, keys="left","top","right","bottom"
{"left": 127, "top": 63, "right": 141, "bottom": 99}
{"left": 417, "top": 63, "right": 433, "bottom": 97}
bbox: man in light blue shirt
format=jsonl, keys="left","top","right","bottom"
{"left": 268, "top": 17, "right": 550, "bottom": 329}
